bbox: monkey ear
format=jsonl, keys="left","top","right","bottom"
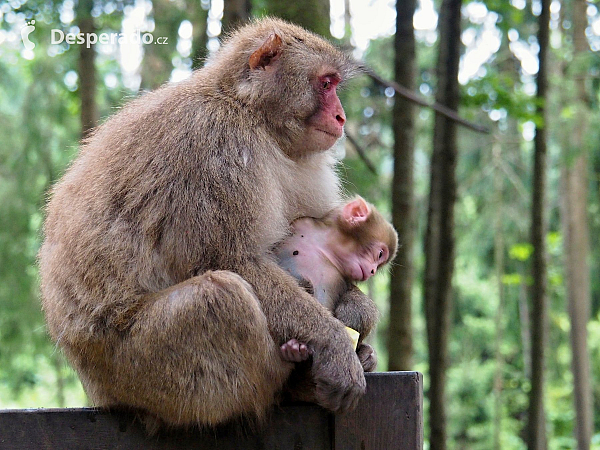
{"left": 249, "top": 33, "right": 283, "bottom": 70}
{"left": 341, "top": 197, "right": 370, "bottom": 227}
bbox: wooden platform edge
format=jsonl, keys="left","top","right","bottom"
{"left": 334, "top": 371, "right": 423, "bottom": 449}
{"left": 0, "top": 371, "right": 423, "bottom": 450}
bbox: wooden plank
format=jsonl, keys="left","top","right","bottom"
{"left": 0, "top": 406, "right": 330, "bottom": 450}
{"left": 0, "top": 372, "right": 422, "bottom": 450}
{"left": 334, "top": 371, "right": 423, "bottom": 450}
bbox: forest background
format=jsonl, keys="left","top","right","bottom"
{"left": 0, "top": 0, "right": 599, "bottom": 448}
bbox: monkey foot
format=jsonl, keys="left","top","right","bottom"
{"left": 280, "top": 339, "right": 312, "bottom": 363}
{"left": 357, "top": 343, "right": 377, "bottom": 372}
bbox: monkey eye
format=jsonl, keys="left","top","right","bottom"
{"left": 318, "top": 74, "right": 340, "bottom": 92}
{"left": 377, "top": 246, "right": 389, "bottom": 263}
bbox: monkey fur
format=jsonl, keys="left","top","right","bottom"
{"left": 276, "top": 197, "right": 398, "bottom": 373}
{"left": 39, "top": 18, "right": 370, "bottom": 431}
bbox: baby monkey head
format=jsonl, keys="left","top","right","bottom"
{"left": 323, "top": 197, "right": 398, "bottom": 282}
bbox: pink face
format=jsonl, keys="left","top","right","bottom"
{"left": 342, "top": 242, "right": 390, "bottom": 282}
{"left": 305, "top": 73, "right": 346, "bottom": 151}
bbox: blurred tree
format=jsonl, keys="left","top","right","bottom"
{"left": 0, "top": 11, "right": 84, "bottom": 407}
{"left": 140, "top": 0, "right": 184, "bottom": 89}
{"left": 260, "top": 0, "right": 330, "bottom": 38}
{"left": 388, "top": 0, "right": 416, "bottom": 371}
{"left": 76, "top": 0, "right": 98, "bottom": 135}
{"left": 560, "top": 0, "right": 593, "bottom": 447}
{"left": 190, "top": 0, "right": 209, "bottom": 69}
{"left": 222, "top": 0, "right": 251, "bottom": 34}
{"left": 423, "top": 0, "right": 462, "bottom": 448}
{"left": 492, "top": 136, "right": 506, "bottom": 450}
{"left": 528, "top": 0, "right": 550, "bottom": 448}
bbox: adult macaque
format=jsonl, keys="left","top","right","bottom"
{"left": 275, "top": 197, "right": 397, "bottom": 372}
{"left": 39, "top": 18, "right": 368, "bottom": 431}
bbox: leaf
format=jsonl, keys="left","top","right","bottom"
{"left": 509, "top": 243, "right": 533, "bottom": 261}
{"left": 502, "top": 273, "right": 522, "bottom": 285}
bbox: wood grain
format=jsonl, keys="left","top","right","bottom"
{"left": 0, "top": 372, "right": 422, "bottom": 450}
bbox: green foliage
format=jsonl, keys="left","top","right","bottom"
{"left": 509, "top": 243, "right": 533, "bottom": 262}
{"left": 256, "top": 0, "right": 331, "bottom": 37}
{"left": 0, "top": 0, "right": 142, "bottom": 406}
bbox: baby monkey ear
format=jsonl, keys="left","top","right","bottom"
{"left": 249, "top": 33, "right": 283, "bottom": 70}
{"left": 342, "top": 197, "right": 370, "bottom": 226}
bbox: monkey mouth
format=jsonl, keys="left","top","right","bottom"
{"left": 349, "top": 264, "right": 368, "bottom": 282}
{"left": 358, "top": 263, "right": 375, "bottom": 282}
{"left": 359, "top": 266, "right": 369, "bottom": 282}
{"left": 315, "top": 127, "right": 343, "bottom": 139}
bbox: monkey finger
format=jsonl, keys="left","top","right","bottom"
{"left": 298, "top": 344, "right": 310, "bottom": 360}
{"left": 284, "top": 349, "right": 297, "bottom": 362}
{"left": 357, "top": 343, "right": 377, "bottom": 372}
{"left": 287, "top": 351, "right": 299, "bottom": 362}
{"left": 292, "top": 342, "right": 311, "bottom": 362}
{"left": 288, "top": 348, "right": 302, "bottom": 362}
{"left": 280, "top": 342, "right": 294, "bottom": 362}
{"left": 313, "top": 351, "right": 366, "bottom": 413}
{"left": 341, "top": 388, "right": 361, "bottom": 413}
{"left": 280, "top": 340, "right": 307, "bottom": 362}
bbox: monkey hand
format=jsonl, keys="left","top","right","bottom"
{"left": 333, "top": 284, "right": 379, "bottom": 339}
{"left": 311, "top": 325, "right": 366, "bottom": 413}
{"left": 356, "top": 343, "right": 377, "bottom": 372}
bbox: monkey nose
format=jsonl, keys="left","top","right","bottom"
{"left": 336, "top": 113, "right": 346, "bottom": 127}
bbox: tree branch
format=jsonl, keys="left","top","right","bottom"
{"left": 362, "top": 66, "right": 491, "bottom": 134}
{"left": 345, "top": 132, "right": 378, "bottom": 175}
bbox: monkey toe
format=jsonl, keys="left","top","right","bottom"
{"left": 280, "top": 339, "right": 311, "bottom": 363}
{"left": 357, "top": 343, "right": 377, "bottom": 372}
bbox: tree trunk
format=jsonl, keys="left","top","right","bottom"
{"left": 261, "top": 0, "right": 331, "bottom": 37}
{"left": 519, "top": 282, "right": 532, "bottom": 378}
{"left": 190, "top": 0, "right": 209, "bottom": 69}
{"left": 344, "top": 0, "right": 351, "bottom": 37}
{"left": 140, "top": 0, "right": 182, "bottom": 90}
{"left": 492, "top": 139, "right": 505, "bottom": 450}
{"left": 560, "top": 0, "right": 593, "bottom": 447}
{"left": 423, "top": 0, "right": 462, "bottom": 448}
{"left": 52, "top": 354, "right": 66, "bottom": 408}
{"left": 76, "top": 0, "right": 97, "bottom": 137}
{"left": 388, "top": 0, "right": 416, "bottom": 371}
{"left": 527, "top": 0, "right": 550, "bottom": 448}
{"left": 222, "top": 0, "right": 251, "bottom": 34}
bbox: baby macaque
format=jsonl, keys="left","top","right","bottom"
{"left": 274, "top": 196, "right": 397, "bottom": 370}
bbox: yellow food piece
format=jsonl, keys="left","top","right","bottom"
{"left": 345, "top": 326, "right": 360, "bottom": 351}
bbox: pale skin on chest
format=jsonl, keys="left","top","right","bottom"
{"left": 277, "top": 219, "right": 346, "bottom": 309}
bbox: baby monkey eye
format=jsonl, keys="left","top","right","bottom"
{"left": 378, "top": 250, "right": 384, "bottom": 260}
{"left": 322, "top": 80, "right": 332, "bottom": 90}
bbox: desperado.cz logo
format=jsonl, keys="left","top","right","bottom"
{"left": 18, "top": 20, "right": 168, "bottom": 51}
{"left": 51, "top": 29, "right": 169, "bottom": 48}
{"left": 21, "top": 20, "right": 36, "bottom": 50}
